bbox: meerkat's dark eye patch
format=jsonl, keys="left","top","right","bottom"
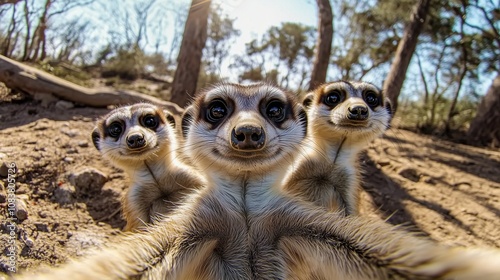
{"left": 323, "top": 90, "right": 344, "bottom": 107}
{"left": 107, "top": 121, "right": 123, "bottom": 138}
{"left": 266, "top": 100, "right": 286, "bottom": 123}
{"left": 142, "top": 114, "right": 159, "bottom": 129}
{"left": 206, "top": 99, "right": 228, "bottom": 123}
{"left": 364, "top": 90, "right": 379, "bottom": 108}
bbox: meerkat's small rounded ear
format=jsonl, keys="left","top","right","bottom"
{"left": 302, "top": 93, "right": 314, "bottom": 109}
{"left": 181, "top": 106, "right": 194, "bottom": 139}
{"left": 91, "top": 127, "right": 101, "bottom": 151}
{"left": 163, "top": 109, "right": 177, "bottom": 128}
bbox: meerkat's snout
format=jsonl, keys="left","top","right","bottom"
{"left": 347, "top": 101, "right": 369, "bottom": 121}
{"left": 126, "top": 132, "right": 146, "bottom": 149}
{"left": 231, "top": 123, "right": 266, "bottom": 151}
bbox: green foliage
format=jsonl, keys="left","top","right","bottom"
{"left": 397, "top": 94, "right": 479, "bottom": 134}
{"left": 203, "top": 3, "right": 240, "bottom": 75}
{"left": 101, "top": 47, "right": 147, "bottom": 80}
{"left": 232, "top": 22, "right": 315, "bottom": 88}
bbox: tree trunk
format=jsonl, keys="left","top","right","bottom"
{"left": 382, "top": 0, "right": 431, "bottom": 112}
{"left": 170, "top": 0, "right": 211, "bottom": 107}
{"left": 308, "top": 0, "right": 333, "bottom": 91}
{"left": 467, "top": 74, "right": 500, "bottom": 148}
{"left": 0, "top": 55, "right": 183, "bottom": 115}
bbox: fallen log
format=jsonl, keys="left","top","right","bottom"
{"left": 0, "top": 55, "right": 183, "bottom": 115}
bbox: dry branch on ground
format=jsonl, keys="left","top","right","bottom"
{"left": 0, "top": 55, "right": 183, "bottom": 115}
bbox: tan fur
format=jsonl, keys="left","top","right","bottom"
{"left": 251, "top": 193, "right": 500, "bottom": 279}
{"left": 16, "top": 204, "right": 500, "bottom": 280}
{"left": 92, "top": 103, "right": 204, "bottom": 231}
{"left": 284, "top": 81, "right": 392, "bottom": 215}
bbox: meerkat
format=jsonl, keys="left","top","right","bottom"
{"left": 91, "top": 103, "right": 204, "bottom": 231}
{"left": 15, "top": 83, "right": 500, "bottom": 280}
{"left": 283, "top": 81, "right": 392, "bottom": 215}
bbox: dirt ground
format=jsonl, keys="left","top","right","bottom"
{"left": 0, "top": 87, "right": 499, "bottom": 275}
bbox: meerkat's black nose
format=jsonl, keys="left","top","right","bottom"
{"left": 347, "top": 105, "right": 369, "bottom": 120}
{"left": 126, "top": 133, "right": 146, "bottom": 149}
{"left": 231, "top": 124, "right": 266, "bottom": 151}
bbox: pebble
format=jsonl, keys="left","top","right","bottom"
{"left": 66, "top": 148, "right": 79, "bottom": 154}
{"left": 34, "top": 222, "right": 49, "bottom": 232}
{"left": 68, "top": 167, "right": 108, "bottom": 192}
{"left": 53, "top": 183, "right": 76, "bottom": 205}
{"left": 0, "top": 162, "right": 9, "bottom": 177}
{"left": 25, "top": 237, "right": 35, "bottom": 248}
{"left": 38, "top": 211, "right": 48, "bottom": 218}
{"left": 15, "top": 198, "right": 29, "bottom": 221}
{"left": 77, "top": 141, "right": 89, "bottom": 148}
{"left": 0, "top": 181, "right": 5, "bottom": 203}
{"left": 60, "top": 128, "right": 79, "bottom": 137}
{"left": 377, "top": 159, "right": 391, "bottom": 167}
{"left": 33, "top": 120, "right": 51, "bottom": 131}
{"left": 398, "top": 168, "right": 421, "bottom": 182}
{"left": 55, "top": 100, "right": 75, "bottom": 110}
{"left": 64, "top": 157, "right": 75, "bottom": 163}
{"left": 33, "top": 93, "right": 58, "bottom": 108}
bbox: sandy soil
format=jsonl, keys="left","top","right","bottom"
{"left": 0, "top": 89, "right": 499, "bottom": 275}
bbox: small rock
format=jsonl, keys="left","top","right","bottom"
{"left": 15, "top": 198, "right": 28, "bottom": 221}
{"left": 55, "top": 100, "right": 74, "bottom": 110}
{"left": 53, "top": 183, "right": 76, "bottom": 205}
{"left": 377, "top": 159, "right": 391, "bottom": 167}
{"left": 0, "top": 153, "right": 6, "bottom": 159}
{"left": 0, "top": 162, "right": 9, "bottom": 177}
{"left": 67, "top": 231, "right": 73, "bottom": 238}
{"left": 68, "top": 167, "right": 108, "bottom": 192}
{"left": 15, "top": 184, "right": 29, "bottom": 194}
{"left": 66, "top": 148, "right": 78, "bottom": 154}
{"left": 38, "top": 211, "right": 48, "bottom": 218}
{"left": 0, "top": 181, "right": 5, "bottom": 203}
{"left": 33, "top": 120, "right": 51, "bottom": 131}
{"left": 398, "top": 168, "right": 421, "bottom": 182}
{"left": 34, "top": 222, "right": 49, "bottom": 232}
{"left": 77, "top": 141, "right": 89, "bottom": 148}
{"left": 33, "top": 93, "right": 58, "bottom": 108}
{"left": 60, "top": 128, "right": 79, "bottom": 137}
{"left": 64, "top": 157, "right": 74, "bottom": 163}
{"left": 24, "top": 237, "right": 35, "bottom": 248}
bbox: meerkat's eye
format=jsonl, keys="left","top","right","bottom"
{"left": 324, "top": 90, "right": 342, "bottom": 107}
{"left": 142, "top": 114, "right": 159, "bottom": 129}
{"left": 364, "top": 91, "right": 379, "bottom": 108}
{"left": 207, "top": 99, "right": 227, "bottom": 123}
{"left": 266, "top": 100, "right": 286, "bottom": 123}
{"left": 108, "top": 122, "right": 123, "bottom": 138}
